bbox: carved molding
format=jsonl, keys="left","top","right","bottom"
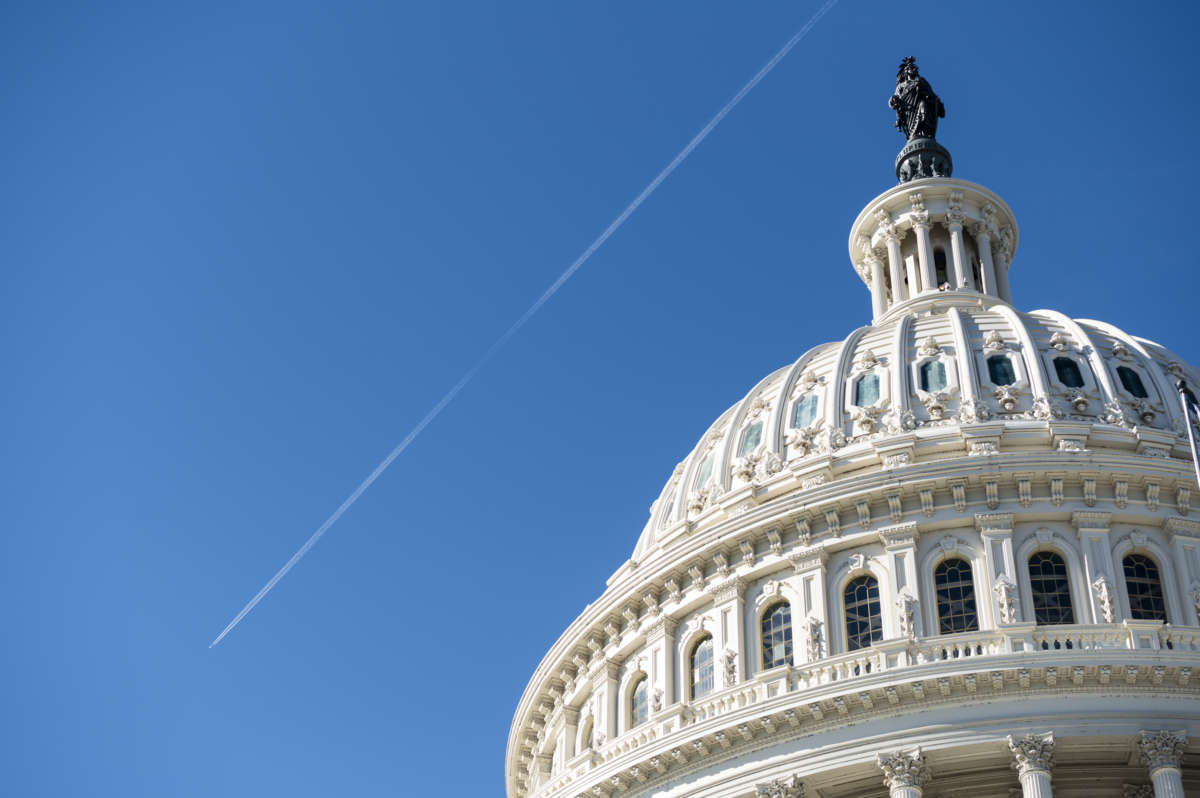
{"left": 876, "top": 747, "right": 930, "bottom": 790}
{"left": 1008, "top": 732, "right": 1055, "bottom": 776}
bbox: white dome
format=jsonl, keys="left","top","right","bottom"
{"left": 507, "top": 157, "right": 1200, "bottom": 798}
{"left": 633, "top": 296, "right": 1198, "bottom": 562}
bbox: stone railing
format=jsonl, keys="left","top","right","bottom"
{"left": 529, "top": 621, "right": 1196, "bottom": 798}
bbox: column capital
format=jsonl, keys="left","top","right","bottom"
{"left": 708, "top": 577, "right": 746, "bottom": 605}
{"left": 877, "top": 747, "right": 930, "bottom": 791}
{"left": 975, "top": 512, "right": 1014, "bottom": 535}
{"left": 1008, "top": 732, "right": 1055, "bottom": 777}
{"left": 1166, "top": 516, "right": 1200, "bottom": 540}
{"left": 789, "top": 546, "right": 828, "bottom": 573}
{"left": 1071, "top": 510, "right": 1112, "bottom": 533}
{"left": 1138, "top": 729, "right": 1187, "bottom": 772}
{"left": 878, "top": 521, "right": 920, "bottom": 550}
{"left": 755, "top": 774, "right": 805, "bottom": 798}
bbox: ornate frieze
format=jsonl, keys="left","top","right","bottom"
{"left": 755, "top": 774, "right": 805, "bottom": 798}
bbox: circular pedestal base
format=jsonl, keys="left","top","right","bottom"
{"left": 896, "top": 138, "right": 953, "bottom": 182}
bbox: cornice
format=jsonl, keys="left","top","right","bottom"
{"left": 535, "top": 653, "right": 1200, "bottom": 798}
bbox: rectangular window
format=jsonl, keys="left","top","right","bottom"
{"left": 854, "top": 373, "right": 880, "bottom": 406}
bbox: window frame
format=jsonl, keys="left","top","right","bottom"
{"left": 689, "top": 635, "right": 715, "bottom": 700}
{"left": 843, "top": 574, "right": 884, "bottom": 651}
{"left": 758, "top": 600, "right": 793, "bottom": 671}
{"left": 1027, "top": 549, "right": 1077, "bottom": 626}
{"left": 933, "top": 556, "right": 980, "bottom": 635}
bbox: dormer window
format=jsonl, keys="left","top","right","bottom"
{"left": 738, "top": 421, "right": 763, "bottom": 456}
{"left": 791, "top": 393, "right": 819, "bottom": 428}
{"left": 854, "top": 373, "right": 880, "bottom": 406}
{"left": 1117, "top": 366, "right": 1149, "bottom": 398}
{"left": 987, "top": 354, "right": 1016, "bottom": 386}
{"left": 919, "top": 360, "right": 947, "bottom": 392}
{"left": 1053, "top": 357, "right": 1084, "bottom": 388}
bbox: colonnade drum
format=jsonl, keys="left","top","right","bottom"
{"left": 506, "top": 118, "right": 1200, "bottom": 798}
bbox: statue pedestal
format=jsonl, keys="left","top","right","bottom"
{"left": 896, "top": 138, "right": 953, "bottom": 182}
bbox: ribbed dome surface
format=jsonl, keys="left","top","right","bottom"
{"left": 634, "top": 298, "right": 1195, "bottom": 561}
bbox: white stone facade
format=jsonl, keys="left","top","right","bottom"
{"left": 506, "top": 168, "right": 1200, "bottom": 796}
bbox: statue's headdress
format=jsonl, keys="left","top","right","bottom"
{"left": 897, "top": 56, "right": 918, "bottom": 80}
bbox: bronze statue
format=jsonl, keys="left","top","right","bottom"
{"left": 889, "top": 57, "right": 944, "bottom": 141}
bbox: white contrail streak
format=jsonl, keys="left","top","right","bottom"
{"left": 209, "top": 0, "right": 840, "bottom": 649}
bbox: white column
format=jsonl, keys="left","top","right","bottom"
{"left": 995, "top": 260, "right": 1013, "bottom": 303}
{"left": 913, "top": 221, "right": 936, "bottom": 294}
{"left": 1165, "top": 518, "right": 1200, "bottom": 625}
{"left": 644, "top": 617, "right": 677, "bottom": 709}
{"left": 976, "top": 227, "right": 998, "bottom": 297}
{"left": 877, "top": 747, "right": 930, "bottom": 798}
{"left": 1138, "top": 730, "right": 1187, "bottom": 798}
{"left": 905, "top": 253, "right": 922, "bottom": 297}
{"left": 868, "top": 254, "right": 888, "bottom": 318}
{"left": 561, "top": 708, "right": 579, "bottom": 761}
{"left": 709, "top": 579, "right": 744, "bottom": 689}
{"left": 593, "top": 660, "right": 620, "bottom": 742}
{"left": 1071, "top": 512, "right": 1119, "bottom": 624}
{"left": 878, "top": 522, "right": 922, "bottom": 639}
{"left": 976, "top": 513, "right": 1019, "bottom": 626}
{"left": 949, "top": 222, "right": 970, "bottom": 288}
{"left": 1008, "top": 732, "right": 1055, "bottom": 798}
{"left": 884, "top": 232, "right": 907, "bottom": 302}
{"left": 789, "top": 547, "right": 829, "bottom": 664}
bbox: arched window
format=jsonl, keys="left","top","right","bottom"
{"left": 934, "top": 247, "right": 949, "bottom": 287}
{"left": 693, "top": 452, "right": 714, "bottom": 490}
{"left": 1053, "top": 356, "right": 1084, "bottom": 388}
{"left": 844, "top": 575, "right": 883, "bottom": 650}
{"left": 854, "top": 373, "right": 880, "bottom": 406}
{"left": 987, "top": 354, "right": 1016, "bottom": 386}
{"left": 738, "top": 420, "right": 763, "bottom": 457}
{"left": 690, "top": 636, "right": 714, "bottom": 699}
{"left": 791, "top": 393, "right": 818, "bottom": 428}
{"left": 760, "top": 602, "right": 792, "bottom": 669}
{"left": 919, "top": 360, "right": 947, "bottom": 392}
{"left": 1123, "top": 554, "right": 1167, "bottom": 621}
{"left": 1117, "top": 366, "right": 1149, "bottom": 398}
{"left": 1028, "top": 551, "right": 1075, "bottom": 625}
{"left": 934, "top": 558, "right": 979, "bottom": 634}
{"left": 629, "top": 678, "right": 648, "bottom": 728}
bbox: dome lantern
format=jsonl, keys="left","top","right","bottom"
{"left": 852, "top": 60, "right": 1016, "bottom": 322}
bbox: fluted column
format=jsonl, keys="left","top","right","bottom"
{"left": 867, "top": 254, "right": 887, "bottom": 318}
{"left": 975, "top": 226, "right": 998, "bottom": 297}
{"left": 946, "top": 192, "right": 972, "bottom": 289}
{"left": 882, "top": 229, "right": 907, "bottom": 302}
{"left": 877, "top": 747, "right": 930, "bottom": 798}
{"left": 1138, "top": 730, "right": 1187, "bottom": 798}
{"left": 1008, "top": 732, "right": 1055, "bottom": 797}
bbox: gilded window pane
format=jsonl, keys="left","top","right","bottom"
{"left": 1028, "top": 551, "right": 1075, "bottom": 625}
{"left": 760, "top": 602, "right": 792, "bottom": 669}
{"left": 844, "top": 575, "right": 883, "bottom": 651}
{"left": 691, "top": 637, "right": 714, "bottom": 699}
{"left": 934, "top": 558, "right": 979, "bottom": 634}
{"left": 1123, "top": 554, "right": 1167, "bottom": 621}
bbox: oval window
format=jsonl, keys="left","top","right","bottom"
{"left": 1117, "top": 366, "right": 1149, "bottom": 398}
{"left": 739, "top": 421, "right": 763, "bottom": 456}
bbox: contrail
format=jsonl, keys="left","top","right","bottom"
{"left": 209, "top": 0, "right": 840, "bottom": 649}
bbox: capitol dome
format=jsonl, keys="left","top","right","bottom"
{"left": 508, "top": 60, "right": 1200, "bottom": 798}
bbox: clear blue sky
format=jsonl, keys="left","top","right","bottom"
{"left": 3, "top": 1, "right": 1198, "bottom": 795}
